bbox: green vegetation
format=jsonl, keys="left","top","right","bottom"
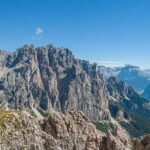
{"left": 0, "top": 110, "right": 22, "bottom": 129}
{"left": 109, "top": 96, "right": 150, "bottom": 138}
{"left": 119, "top": 112, "right": 150, "bottom": 137}
{"left": 119, "top": 121, "right": 142, "bottom": 137}
{"left": 93, "top": 120, "right": 114, "bottom": 133}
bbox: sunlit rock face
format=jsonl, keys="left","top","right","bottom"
{"left": 0, "top": 45, "right": 110, "bottom": 121}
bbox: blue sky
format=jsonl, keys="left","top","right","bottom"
{"left": 0, "top": 0, "right": 150, "bottom": 68}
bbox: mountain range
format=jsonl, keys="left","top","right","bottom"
{"left": 99, "top": 65, "right": 150, "bottom": 97}
{"left": 0, "top": 45, "right": 150, "bottom": 149}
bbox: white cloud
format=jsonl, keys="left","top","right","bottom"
{"left": 31, "top": 27, "right": 44, "bottom": 43}
{"left": 36, "top": 27, "right": 43, "bottom": 35}
{"left": 90, "top": 61, "right": 150, "bottom": 69}
{"left": 90, "top": 60, "right": 125, "bottom": 68}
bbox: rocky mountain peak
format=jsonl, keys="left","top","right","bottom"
{"left": 0, "top": 44, "right": 110, "bottom": 121}
{"left": 107, "top": 76, "right": 137, "bottom": 100}
{"left": 1, "top": 44, "right": 150, "bottom": 142}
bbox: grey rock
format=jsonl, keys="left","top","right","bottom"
{"left": 0, "top": 110, "right": 133, "bottom": 150}
{"left": 0, "top": 45, "right": 110, "bottom": 121}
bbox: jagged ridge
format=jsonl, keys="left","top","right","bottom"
{"left": 1, "top": 44, "right": 150, "bottom": 138}
{"left": 0, "top": 44, "right": 109, "bottom": 121}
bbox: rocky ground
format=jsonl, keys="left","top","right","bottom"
{"left": 0, "top": 110, "right": 133, "bottom": 150}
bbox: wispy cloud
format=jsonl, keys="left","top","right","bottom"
{"left": 90, "top": 61, "right": 150, "bottom": 69}
{"left": 90, "top": 60, "right": 125, "bottom": 68}
{"left": 31, "top": 27, "right": 44, "bottom": 43}
{"left": 35, "top": 27, "right": 43, "bottom": 35}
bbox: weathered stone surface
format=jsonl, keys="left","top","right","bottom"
{"left": 0, "top": 45, "right": 110, "bottom": 121}
{"left": 0, "top": 110, "right": 45, "bottom": 150}
{"left": 44, "top": 111, "right": 103, "bottom": 150}
{"left": 134, "top": 134, "right": 150, "bottom": 150}
{"left": 0, "top": 110, "right": 133, "bottom": 150}
{"left": 106, "top": 119, "right": 132, "bottom": 150}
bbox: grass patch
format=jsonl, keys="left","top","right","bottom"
{"left": 93, "top": 120, "right": 114, "bottom": 133}
{"left": 0, "top": 110, "right": 21, "bottom": 129}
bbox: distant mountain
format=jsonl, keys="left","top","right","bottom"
{"left": 142, "top": 84, "right": 150, "bottom": 100}
{"left": 99, "top": 65, "right": 150, "bottom": 94}
{"left": 143, "top": 69, "right": 150, "bottom": 78}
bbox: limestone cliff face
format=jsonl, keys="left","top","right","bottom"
{"left": 0, "top": 110, "right": 132, "bottom": 150}
{"left": 0, "top": 45, "right": 109, "bottom": 121}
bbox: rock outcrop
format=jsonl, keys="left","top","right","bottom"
{"left": 134, "top": 134, "right": 150, "bottom": 150}
{"left": 0, "top": 110, "right": 132, "bottom": 150}
{"left": 0, "top": 110, "right": 45, "bottom": 150}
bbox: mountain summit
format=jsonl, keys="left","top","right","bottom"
{"left": 0, "top": 44, "right": 150, "bottom": 149}
{"left": 0, "top": 45, "right": 110, "bottom": 121}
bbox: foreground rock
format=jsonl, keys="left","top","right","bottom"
{"left": 0, "top": 110, "right": 132, "bottom": 150}
{"left": 134, "top": 134, "right": 150, "bottom": 150}
{"left": 0, "top": 110, "right": 45, "bottom": 150}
